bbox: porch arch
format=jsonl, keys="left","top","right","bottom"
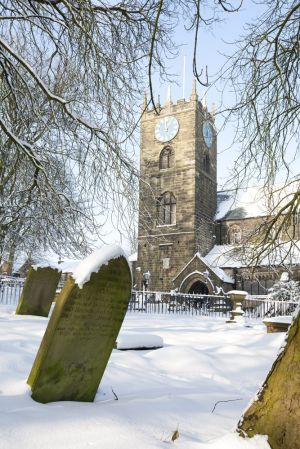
{"left": 179, "top": 270, "right": 214, "bottom": 294}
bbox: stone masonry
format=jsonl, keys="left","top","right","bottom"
{"left": 137, "top": 83, "right": 217, "bottom": 292}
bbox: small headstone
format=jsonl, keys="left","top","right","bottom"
{"left": 27, "top": 246, "right": 132, "bottom": 403}
{"left": 16, "top": 266, "right": 61, "bottom": 317}
{"left": 116, "top": 333, "right": 163, "bottom": 350}
{"left": 263, "top": 316, "right": 292, "bottom": 333}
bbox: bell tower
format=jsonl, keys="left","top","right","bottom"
{"left": 136, "top": 82, "right": 217, "bottom": 291}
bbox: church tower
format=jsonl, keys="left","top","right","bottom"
{"left": 136, "top": 82, "right": 217, "bottom": 292}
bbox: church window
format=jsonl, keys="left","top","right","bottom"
{"left": 203, "top": 153, "right": 210, "bottom": 173}
{"left": 293, "top": 210, "right": 300, "bottom": 226}
{"left": 157, "top": 192, "right": 176, "bottom": 225}
{"left": 159, "top": 146, "right": 174, "bottom": 169}
{"left": 228, "top": 225, "right": 242, "bottom": 244}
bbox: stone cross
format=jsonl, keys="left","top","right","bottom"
{"left": 27, "top": 250, "right": 131, "bottom": 403}
{"left": 16, "top": 266, "right": 61, "bottom": 317}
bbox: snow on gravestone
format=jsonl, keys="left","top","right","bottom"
{"left": 27, "top": 246, "right": 132, "bottom": 403}
{"left": 16, "top": 266, "right": 61, "bottom": 317}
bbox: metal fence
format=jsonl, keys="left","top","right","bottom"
{"left": 243, "top": 296, "right": 298, "bottom": 318}
{"left": 128, "top": 291, "right": 232, "bottom": 316}
{"left": 0, "top": 276, "right": 25, "bottom": 305}
{"left": 128, "top": 290, "right": 299, "bottom": 319}
{"left": 0, "top": 280, "right": 298, "bottom": 320}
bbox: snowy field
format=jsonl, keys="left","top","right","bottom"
{"left": 0, "top": 307, "right": 285, "bottom": 449}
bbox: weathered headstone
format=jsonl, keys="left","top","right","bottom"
{"left": 263, "top": 316, "right": 292, "bottom": 333}
{"left": 16, "top": 266, "right": 61, "bottom": 317}
{"left": 238, "top": 308, "right": 300, "bottom": 449}
{"left": 27, "top": 246, "right": 132, "bottom": 403}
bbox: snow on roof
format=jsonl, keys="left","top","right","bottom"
{"left": 12, "top": 252, "right": 81, "bottom": 273}
{"left": 205, "top": 246, "right": 244, "bottom": 268}
{"left": 199, "top": 254, "right": 234, "bottom": 284}
{"left": 32, "top": 261, "right": 63, "bottom": 272}
{"left": 173, "top": 252, "right": 234, "bottom": 284}
{"left": 206, "top": 243, "right": 300, "bottom": 269}
{"left": 216, "top": 181, "right": 299, "bottom": 220}
{"left": 31, "top": 257, "right": 81, "bottom": 273}
{"left": 72, "top": 244, "right": 128, "bottom": 288}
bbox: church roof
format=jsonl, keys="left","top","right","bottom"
{"left": 206, "top": 243, "right": 300, "bottom": 269}
{"left": 173, "top": 252, "right": 234, "bottom": 284}
{"left": 216, "top": 182, "right": 299, "bottom": 220}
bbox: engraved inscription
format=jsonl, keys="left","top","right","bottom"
{"left": 28, "top": 254, "right": 132, "bottom": 403}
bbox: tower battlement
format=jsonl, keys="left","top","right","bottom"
{"left": 137, "top": 81, "right": 217, "bottom": 292}
{"left": 142, "top": 82, "right": 215, "bottom": 122}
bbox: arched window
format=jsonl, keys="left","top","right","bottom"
{"left": 159, "top": 146, "right": 174, "bottom": 170}
{"left": 157, "top": 192, "right": 176, "bottom": 225}
{"left": 203, "top": 153, "right": 210, "bottom": 173}
{"left": 228, "top": 225, "right": 242, "bottom": 244}
{"left": 293, "top": 210, "right": 300, "bottom": 226}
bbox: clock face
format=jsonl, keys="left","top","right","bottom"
{"left": 155, "top": 116, "right": 179, "bottom": 142}
{"left": 203, "top": 121, "right": 213, "bottom": 148}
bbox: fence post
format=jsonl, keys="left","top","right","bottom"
{"left": 227, "top": 290, "right": 247, "bottom": 323}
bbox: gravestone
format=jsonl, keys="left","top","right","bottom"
{"left": 263, "top": 316, "right": 291, "bottom": 333}
{"left": 28, "top": 247, "right": 132, "bottom": 403}
{"left": 16, "top": 266, "right": 61, "bottom": 317}
{"left": 238, "top": 308, "right": 300, "bottom": 449}
{"left": 116, "top": 333, "right": 164, "bottom": 350}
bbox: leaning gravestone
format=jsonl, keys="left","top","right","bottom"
{"left": 16, "top": 266, "right": 61, "bottom": 317}
{"left": 238, "top": 307, "right": 300, "bottom": 449}
{"left": 27, "top": 245, "right": 132, "bottom": 403}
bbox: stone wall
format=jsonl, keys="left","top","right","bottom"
{"left": 217, "top": 215, "right": 300, "bottom": 245}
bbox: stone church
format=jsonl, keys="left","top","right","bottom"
{"left": 135, "top": 82, "right": 300, "bottom": 295}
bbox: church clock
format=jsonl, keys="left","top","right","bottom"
{"left": 203, "top": 121, "right": 213, "bottom": 148}
{"left": 155, "top": 116, "right": 179, "bottom": 142}
{"left": 138, "top": 84, "right": 217, "bottom": 293}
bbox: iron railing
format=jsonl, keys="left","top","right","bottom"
{"left": 243, "top": 296, "right": 298, "bottom": 318}
{"left": 0, "top": 280, "right": 298, "bottom": 320}
{"left": 128, "top": 290, "right": 298, "bottom": 318}
{"left": 128, "top": 291, "right": 232, "bottom": 316}
{"left": 0, "top": 276, "right": 25, "bottom": 305}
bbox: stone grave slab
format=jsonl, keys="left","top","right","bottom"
{"left": 116, "top": 333, "right": 164, "bottom": 350}
{"left": 27, "top": 247, "right": 131, "bottom": 403}
{"left": 263, "top": 316, "right": 292, "bottom": 333}
{"left": 16, "top": 266, "right": 61, "bottom": 317}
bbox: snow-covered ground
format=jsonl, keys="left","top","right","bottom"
{"left": 0, "top": 306, "right": 285, "bottom": 449}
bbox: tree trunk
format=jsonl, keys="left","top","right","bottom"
{"left": 238, "top": 308, "right": 300, "bottom": 449}
{"left": 7, "top": 247, "right": 15, "bottom": 275}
